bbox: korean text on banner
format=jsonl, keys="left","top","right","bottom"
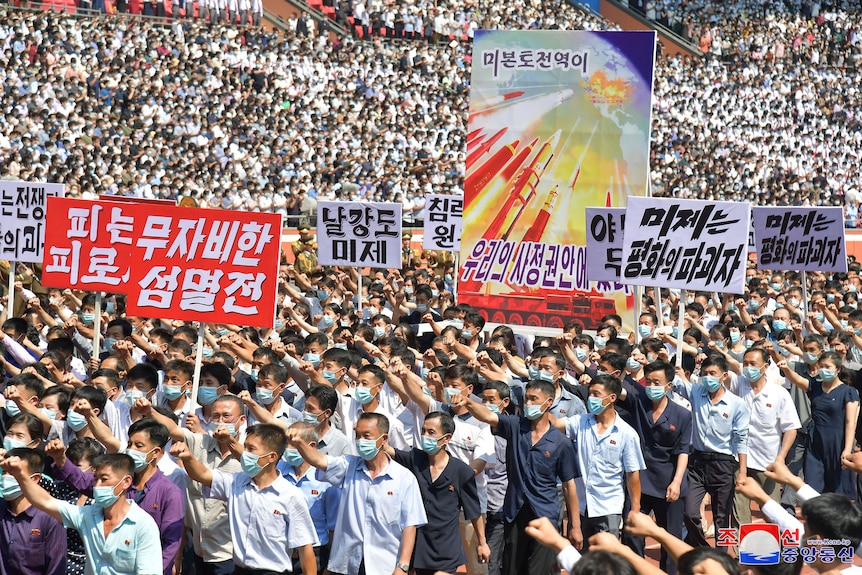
{"left": 459, "top": 30, "right": 656, "bottom": 330}
{"left": 42, "top": 197, "right": 134, "bottom": 292}
{"left": 317, "top": 201, "right": 402, "bottom": 267}
{"left": 753, "top": 207, "right": 847, "bottom": 272}
{"left": 125, "top": 207, "right": 283, "bottom": 327}
{"left": 0, "top": 182, "right": 65, "bottom": 263}
{"left": 585, "top": 207, "right": 625, "bottom": 282}
{"left": 423, "top": 194, "right": 463, "bottom": 252}
{"left": 621, "top": 197, "right": 750, "bottom": 293}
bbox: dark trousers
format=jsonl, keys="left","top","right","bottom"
{"left": 233, "top": 568, "right": 288, "bottom": 575}
{"left": 193, "top": 556, "right": 234, "bottom": 575}
{"left": 684, "top": 452, "right": 737, "bottom": 552}
{"left": 502, "top": 505, "right": 558, "bottom": 575}
{"left": 780, "top": 431, "right": 807, "bottom": 512}
{"left": 629, "top": 494, "right": 684, "bottom": 575}
{"left": 580, "top": 512, "right": 622, "bottom": 551}
{"left": 486, "top": 511, "right": 506, "bottom": 575}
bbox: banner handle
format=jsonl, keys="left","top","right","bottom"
{"left": 801, "top": 271, "right": 809, "bottom": 323}
{"left": 189, "top": 322, "right": 205, "bottom": 413}
{"left": 92, "top": 292, "right": 102, "bottom": 362}
{"left": 676, "top": 289, "right": 685, "bottom": 372}
{"left": 6, "top": 261, "right": 14, "bottom": 322}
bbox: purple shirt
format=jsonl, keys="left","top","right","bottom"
{"left": 0, "top": 501, "right": 67, "bottom": 575}
{"left": 52, "top": 458, "right": 184, "bottom": 575}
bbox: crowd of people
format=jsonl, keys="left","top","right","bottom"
{"left": 0, "top": 249, "right": 859, "bottom": 575}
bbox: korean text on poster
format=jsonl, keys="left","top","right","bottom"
{"left": 42, "top": 197, "right": 134, "bottom": 292}
{"left": 753, "top": 207, "right": 846, "bottom": 272}
{"left": 622, "top": 197, "right": 750, "bottom": 293}
{"left": 125, "top": 207, "right": 283, "bottom": 327}
{"left": 423, "top": 194, "right": 463, "bottom": 252}
{"left": 585, "top": 207, "right": 625, "bottom": 282}
{"left": 317, "top": 201, "right": 401, "bottom": 267}
{"left": 0, "top": 182, "right": 64, "bottom": 263}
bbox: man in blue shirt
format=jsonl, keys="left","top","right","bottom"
{"left": 552, "top": 374, "right": 645, "bottom": 546}
{"left": 450, "top": 379, "right": 581, "bottom": 575}
{"left": 674, "top": 353, "right": 750, "bottom": 551}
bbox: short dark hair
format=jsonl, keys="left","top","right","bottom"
{"left": 321, "top": 347, "right": 352, "bottom": 368}
{"left": 247, "top": 423, "right": 288, "bottom": 458}
{"left": 590, "top": 374, "right": 621, "bottom": 397}
{"left": 126, "top": 363, "right": 160, "bottom": 390}
{"left": 106, "top": 318, "right": 133, "bottom": 337}
{"left": 571, "top": 550, "right": 637, "bottom": 575}
{"left": 643, "top": 361, "right": 673, "bottom": 384}
{"left": 92, "top": 453, "right": 135, "bottom": 479}
{"left": 802, "top": 493, "right": 862, "bottom": 550}
{"left": 524, "top": 379, "right": 555, "bottom": 400}
{"left": 701, "top": 353, "right": 729, "bottom": 374}
{"left": 7, "top": 414, "right": 43, "bottom": 444}
{"left": 42, "top": 386, "right": 71, "bottom": 414}
{"left": 45, "top": 336, "right": 75, "bottom": 357}
{"left": 359, "top": 364, "right": 387, "bottom": 386}
{"left": 600, "top": 352, "right": 627, "bottom": 374}
{"left": 71, "top": 386, "right": 108, "bottom": 413}
{"left": 5, "top": 448, "right": 44, "bottom": 475}
{"left": 424, "top": 411, "right": 455, "bottom": 436}
{"left": 127, "top": 418, "right": 170, "bottom": 448}
{"left": 742, "top": 347, "right": 769, "bottom": 364}
{"left": 164, "top": 359, "right": 194, "bottom": 379}
{"left": 201, "top": 362, "right": 232, "bottom": 387}
{"left": 306, "top": 385, "right": 338, "bottom": 414}
{"left": 444, "top": 362, "right": 478, "bottom": 389}
{"left": 66, "top": 437, "right": 106, "bottom": 466}
{"left": 259, "top": 363, "right": 288, "bottom": 384}
{"left": 91, "top": 368, "right": 121, "bottom": 388}
{"left": 676, "top": 547, "right": 737, "bottom": 575}
{"left": 8, "top": 373, "right": 44, "bottom": 399}
{"left": 358, "top": 412, "right": 389, "bottom": 435}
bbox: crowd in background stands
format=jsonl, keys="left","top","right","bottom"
{"left": 3, "top": 1, "right": 862, "bottom": 225}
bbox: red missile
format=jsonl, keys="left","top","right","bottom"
{"left": 464, "top": 137, "right": 539, "bottom": 211}
{"left": 465, "top": 138, "right": 520, "bottom": 199}
{"left": 467, "top": 127, "right": 483, "bottom": 141}
{"left": 465, "top": 127, "right": 507, "bottom": 171}
{"left": 521, "top": 185, "right": 560, "bottom": 243}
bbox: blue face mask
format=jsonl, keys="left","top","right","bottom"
{"left": 334, "top": 342, "right": 348, "bottom": 350}
{"left": 162, "top": 384, "right": 185, "bottom": 401}
{"left": 803, "top": 352, "right": 820, "bottom": 364}
{"left": 818, "top": 368, "right": 837, "bottom": 383}
{"left": 274, "top": 319, "right": 284, "bottom": 331}
{"left": 645, "top": 386, "right": 667, "bottom": 401}
{"left": 749, "top": 300, "right": 761, "bottom": 311}
{"left": 317, "top": 290, "right": 329, "bottom": 301}
{"left": 743, "top": 366, "right": 763, "bottom": 382}
{"left": 40, "top": 408, "right": 57, "bottom": 420}
{"left": 220, "top": 423, "right": 238, "bottom": 437}
{"left": 527, "top": 366, "right": 540, "bottom": 380}
{"left": 841, "top": 320, "right": 850, "bottom": 329}
{"left": 727, "top": 303, "right": 738, "bottom": 312}
{"left": 730, "top": 331, "right": 741, "bottom": 344}
{"left": 282, "top": 448, "right": 305, "bottom": 467}
{"left": 700, "top": 375, "right": 722, "bottom": 392}
{"left": 304, "top": 353, "right": 321, "bottom": 367}
{"left": 250, "top": 369, "right": 259, "bottom": 382}
{"left": 626, "top": 357, "right": 642, "bottom": 372}
{"left": 197, "top": 387, "right": 220, "bottom": 406}
{"left": 416, "top": 303, "right": 428, "bottom": 313}
{"left": 216, "top": 328, "right": 229, "bottom": 338}
{"left": 81, "top": 312, "right": 96, "bottom": 324}
{"left": 105, "top": 301, "right": 116, "bottom": 314}
{"left": 355, "top": 438, "right": 381, "bottom": 460}
{"left": 322, "top": 369, "right": 340, "bottom": 385}
{"left": 594, "top": 336, "right": 607, "bottom": 350}
{"left": 574, "top": 348, "right": 588, "bottom": 362}
{"left": 444, "top": 387, "right": 462, "bottom": 403}
{"left": 523, "top": 401, "right": 547, "bottom": 421}
{"left": 461, "top": 329, "right": 473, "bottom": 340}
{"left": 827, "top": 294, "right": 836, "bottom": 303}
{"left": 814, "top": 312, "right": 825, "bottom": 322}
{"left": 373, "top": 326, "right": 387, "bottom": 339}
{"left": 66, "top": 410, "right": 88, "bottom": 431}
{"left": 484, "top": 403, "right": 500, "bottom": 414}
{"left": 92, "top": 479, "right": 126, "bottom": 508}
{"left": 4, "top": 401, "right": 20, "bottom": 417}
{"left": 772, "top": 320, "right": 787, "bottom": 332}
{"left": 355, "top": 386, "right": 377, "bottom": 405}
{"left": 3, "top": 437, "right": 27, "bottom": 451}
{"left": 320, "top": 316, "right": 335, "bottom": 328}
{"left": 0, "top": 474, "right": 22, "bottom": 501}
{"left": 103, "top": 337, "right": 118, "bottom": 351}
{"left": 256, "top": 387, "right": 281, "bottom": 406}
{"left": 537, "top": 370, "right": 555, "bottom": 383}
{"left": 431, "top": 289, "right": 439, "bottom": 298}
{"left": 637, "top": 325, "right": 652, "bottom": 337}
{"left": 302, "top": 411, "right": 322, "bottom": 425}
{"left": 123, "top": 447, "right": 154, "bottom": 472}
{"left": 202, "top": 348, "right": 214, "bottom": 359}
{"left": 587, "top": 396, "right": 609, "bottom": 415}
{"left": 241, "top": 451, "right": 272, "bottom": 477}
{"left": 771, "top": 283, "right": 783, "bottom": 292}
{"left": 420, "top": 435, "right": 444, "bottom": 455}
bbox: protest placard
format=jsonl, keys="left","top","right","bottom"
{"left": 752, "top": 207, "right": 846, "bottom": 272}
{"left": 423, "top": 194, "right": 463, "bottom": 251}
{"left": 0, "top": 181, "right": 64, "bottom": 263}
{"left": 586, "top": 207, "right": 625, "bottom": 282}
{"left": 42, "top": 198, "right": 134, "bottom": 291}
{"left": 622, "top": 197, "right": 750, "bottom": 293}
{"left": 317, "top": 201, "right": 401, "bottom": 267}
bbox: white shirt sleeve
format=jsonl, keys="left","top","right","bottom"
{"left": 761, "top": 499, "right": 804, "bottom": 536}
{"left": 557, "top": 546, "right": 581, "bottom": 573}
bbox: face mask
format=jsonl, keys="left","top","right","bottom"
{"left": 686, "top": 296, "right": 695, "bottom": 305}
{"left": 339, "top": 320, "right": 351, "bottom": 327}
{"left": 420, "top": 435, "right": 444, "bottom": 455}
{"left": 637, "top": 325, "right": 652, "bottom": 337}
{"left": 103, "top": 337, "right": 118, "bottom": 351}
{"left": 461, "top": 329, "right": 473, "bottom": 339}
{"left": 824, "top": 346, "right": 833, "bottom": 353}
{"left": 814, "top": 312, "right": 825, "bottom": 322}
{"left": 416, "top": 303, "right": 428, "bottom": 313}
{"left": 248, "top": 368, "right": 259, "bottom": 382}
{"left": 538, "top": 370, "right": 556, "bottom": 383}
{"left": 320, "top": 316, "right": 335, "bottom": 328}
{"left": 241, "top": 451, "right": 272, "bottom": 477}
{"left": 304, "top": 353, "right": 321, "bottom": 367}
{"left": 788, "top": 298, "right": 800, "bottom": 308}
{"left": 282, "top": 448, "right": 305, "bottom": 467}
{"left": 255, "top": 387, "right": 280, "bottom": 406}
{"left": 727, "top": 303, "right": 738, "bottom": 312}
{"left": 700, "top": 375, "right": 722, "bottom": 392}
{"left": 587, "top": 396, "right": 609, "bottom": 415}
{"left": 803, "top": 352, "right": 820, "bottom": 364}
{"left": 124, "top": 447, "right": 155, "bottom": 472}
{"left": 431, "top": 289, "right": 439, "bottom": 298}
{"left": 527, "top": 366, "right": 540, "bottom": 380}
{"left": 81, "top": 312, "right": 96, "bottom": 324}
{"left": 743, "top": 366, "right": 763, "bottom": 382}
{"left": 67, "top": 410, "right": 88, "bottom": 431}
{"left": 220, "top": 422, "right": 238, "bottom": 437}
{"left": 645, "top": 386, "right": 667, "bottom": 401}
{"left": 444, "top": 387, "right": 462, "bottom": 403}
{"left": 818, "top": 368, "right": 837, "bottom": 383}
{"left": 450, "top": 319, "right": 464, "bottom": 329}
{"left": 484, "top": 403, "right": 500, "bottom": 414}
{"left": 197, "top": 387, "right": 219, "bottom": 406}
{"left": 730, "top": 331, "right": 741, "bottom": 344}
{"left": 40, "top": 408, "right": 57, "bottom": 420}
{"left": 162, "top": 384, "right": 185, "bottom": 401}
{"left": 3, "top": 436, "right": 30, "bottom": 451}
{"left": 202, "top": 348, "right": 214, "bottom": 359}
{"left": 523, "top": 401, "right": 547, "bottom": 421}
{"left": 355, "top": 386, "right": 377, "bottom": 405}
{"left": 445, "top": 274, "right": 453, "bottom": 282}
{"left": 627, "top": 357, "right": 642, "bottom": 371}
{"left": 574, "top": 348, "right": 588, "bottom": 362}
{"left": 841, "top": 320, "right": 849, "bottom": 329}
{"left": 772, "top": 320, "right": 787, "bottom": 332}
{"left": 827, "top": 294, "right": 836, "bottom": 303}
{"left": 322, "top": 370, "right": 340, "bottom": 384}
{"left": 302, "top": 410, "right": 322, "bottom": 426}
{"left": 749, "top": 300, "right": 760, "bottom": 311}
{"left": 355, "top": 438, "right": 381, "bottom": 460}
{"left": 744, "top": 339, "right": 754, "bottom": 350}
{"left": 373, "top": 326, "right": 386, "bottom": 339}
{"left": 105, "top": 301, "right": 116, "bottom": 314}
{"left": 216, "top": 328, "right": 229, "bottom": 337}
{"left": 672, "top": 327, "right": 679, "bottom": 338}
{"left": 0, "top": 474, "right": 23, "bottom": 500}
{"left": 770, "top": 283, "right": 782, "bottom": 291}
{"left": 851, "top": 285, "right": 859, "bottom": 293}
{"left": 124, "top": 389, "right": 145, "bottom": 407}
{"left": 334, "top": 343, "right": 348, "bottom": 350}
{"left": 274, "top": 319, "right": 284, "bottom": 331}
{"left": 712, "top": 340, "right": 726, "bottom": 350}
{"left": 93, "top": 479, "right": 126, "bottom": 508}
{"left": 317, "top": 290, "right": 329, "bottom": 301}
{"left": 4, "top": 401, "right": 20, "bottom": 417}
{"left": 422, "top": 386, "right": 433, "bottom": 397}
{"left": 404, "top": 287, "right": 414, "bottom": 297}
{"left": 594, "top": 336, "right": 607, "bottom": 350}
{"left": 851, "top": 304, "right": 859, "bottom": 311}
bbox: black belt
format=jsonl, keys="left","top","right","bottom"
{"left": 233, "top": 568, "right": 290, "bottom": 575}
{"left": 692, "top": 450, "right": 736, "bottom": 462}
